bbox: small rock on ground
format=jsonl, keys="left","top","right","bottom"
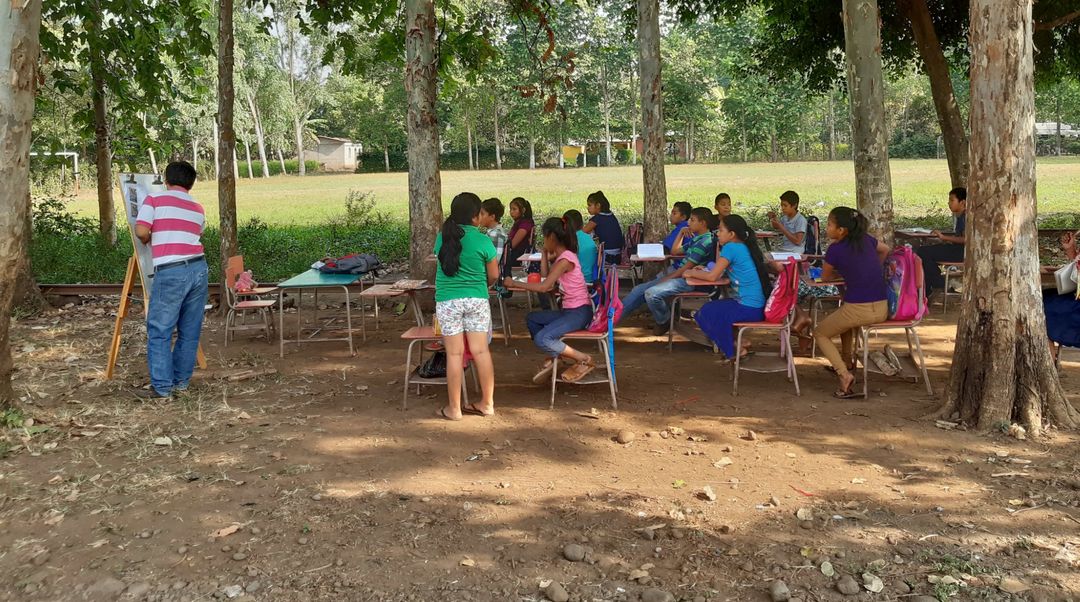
{"left": 837, "top": 575, "right": 860, "bottom": 596}
{"left": 563, "top": 544, "right": 586, "bottom": 562}
{"left": 126, "top": 582, "right": 152, "bottom": 599}
{"left": 770, "top": 580, "right": 791, "bottom": 602}
{"left": 85, "top": 578, "right": 127, "bottom": 599}
{"left": 617, "top": 430, "right": 636, "bottom": 444}
{"left": 245, "top": 582, "right": 261, "bottom": 594}
{"left": 641, "top": 589, "right": 675, "bottom": 602}
{"left": 545, "top": 582, "right": 569, "bottom": 602}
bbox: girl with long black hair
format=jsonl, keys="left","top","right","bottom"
{"left": 433, "top": 193, "right": 499, "bottom": 419}
{"left": 813, "top": 207, "right": 891, "bottom": 398}
{"left": 684, "top": 215, "right": 771, "bottom": 364}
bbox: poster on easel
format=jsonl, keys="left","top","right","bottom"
{"left": 105, "top": 172, "right": 206, "bottom": 380}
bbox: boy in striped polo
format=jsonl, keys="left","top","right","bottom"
{"left": 133, "top": 161, "right": 208, "bottom": 399}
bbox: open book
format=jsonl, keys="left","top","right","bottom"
{"left": 636, "top": 243, "right": 665, "bottom": 259}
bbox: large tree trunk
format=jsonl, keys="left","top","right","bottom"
{"left": 637, "top": 0, "right": 668, "bottom": 279}
{"left": 192, "top": 137, "right": 199, "bottom": 173}
{"left": 899, "top": 0, "right": 969, "bottom": 188}
{"left": 602, "top": 63, "right": 612, "bottom": 167}
{"left": 466, "top": 107, "right": 474, "bottom": 170}
{"left": 293, "top": 115, "right": 305, "bottom": 176}
{"left": 246, "top": 93, "right": 270, "bottom": 178}
{"left": 217, "top": 0, "right": 239, "bottom": 291}
{"left": 940, "top": 0, "right": 1078, "bottom": 435}
{"left": 828, "top": 90, "right": 837, "bottom": 160}
{"left": 88, "top": 16, "right": 115, "bottom": 245}
{"left": 383, "top": 138, "right": 390, "bottom": 173}
{"left": 405, "top": 0, "right": 443, "bottom": 282}
{"left": 842, "top": 0, "right": 895, "bottom": 247}
{"left": 492, "top": 86, "right": 501, "bottom": 170}
{"left": 1, "top": 0, "right": 42, "bottom": 407}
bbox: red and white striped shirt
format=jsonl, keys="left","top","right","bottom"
{"left": 136, "top": 188, "right": 206, "bottom": 267}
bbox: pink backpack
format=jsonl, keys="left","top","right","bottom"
{"left": 764, "top": 259, "right": 799, "bottom": 323}
{"left": 588, "top": 266, "right": 623, "bottom": 332}
{"left": 884, "top": 246, "right": 927, "bottom": 321}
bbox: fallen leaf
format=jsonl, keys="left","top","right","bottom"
{"left": 697, "top": 486, "right": 717, "bottom": 502}
{"left": 672, "top": 480, "right": 687, "bottom": 489}
{"left": 236, "top": 411, "right": 251, "bottom": 420}
{"left": 43, "top": 513, "right": 64, "bottom": 526}
{"left": 629, "top": 569, "right": 649, "bottom": 580}
{"left": 785, "top": 453, "right": 796, "bottom": 458}
{"left": 460, "top": 557, "right": 476, "bottom": 567}
{"left": 820, "top": 561, "right": 834, "bottom": 577}
{"left": 713, "top": 457, "right": 734, "bottom": 468}
{"left": 210, "top": 525, "right": 240, "bottom": 538}
{"left": 688, "top": 435, "right": 708, "bottom": 442}
{"left": 87, "top": 539, "right": 109, "bottom": 548}
{"left": 153, "top": 436, "right": 172, "bottom": 446}
{"left": 862, "top": 573, "right": 884, "bottom": 593}
{"left": 667, "top": 426, "right": 685, "bottom": 436}
{"left": 851, "top": 477, "right": 866, "bottom": 484}
{"left": 999, "top": 577, "right": 1030, "bottom": 594}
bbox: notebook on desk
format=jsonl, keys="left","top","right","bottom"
{"left": 636, "top": 243, "right": 665, "bottom": 259}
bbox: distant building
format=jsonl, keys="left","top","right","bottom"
{"left": 312, "top": 136, "right": 363, "bottom": 171}
{"left": 1035, "top": 122, "right": 1080, "bottom": 137}
{"left": 562, "top": 139, "right": 640, "bottom": 165}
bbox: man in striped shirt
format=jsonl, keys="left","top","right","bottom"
{"left": 134, "top": 161, "right": 208, "bottom": 400}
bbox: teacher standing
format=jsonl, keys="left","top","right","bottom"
{"left": 133, "top": 161, "right": 207, "bottom": 400}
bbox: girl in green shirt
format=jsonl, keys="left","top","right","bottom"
{"left": 434, "top": 193, "right": 499, "bottom": 420}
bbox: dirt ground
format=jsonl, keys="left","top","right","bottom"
{"left": 3, "top": 290, "right": 1080, "bottom": 602}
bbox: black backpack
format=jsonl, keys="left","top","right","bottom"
{"left": 319, "top": 254, "right": 381, "bottom": 276}
{"left": 804, "top": 215, "right": 821, "bottom": 265}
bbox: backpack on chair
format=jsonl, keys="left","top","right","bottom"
{"left": 884, "top": 246, "right": 927, "bottom": 321}
{"left": 764, "top": 258, "right": 799, "bottom": 323}
{"left": 588, "top": 266, "right": 623, "bottom": 332}
{"left": 620, "top": 222, "right": 644, "bottom": 265}
{"left": 804, "top": 216, "right": 821, "bottom": 258}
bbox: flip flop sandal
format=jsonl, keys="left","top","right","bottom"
{"left": 833, "top": 388, "right": 861, "bottom": 399}
{"left": 436, "top": 408, "right": 460, "bottom": 421}
{"left": 561, "top": 360, "right": 597, "bottom": 383}
{"left": 824, "top": 364, "right": 856, "bottom": 375}
{"left": 462, "top": 404, "right": 492, "bottom": 417}
{"left": 532, "top": 360, "right": 556, "bottom": 384}
{"left": 720, "top": 351, "right": 753, "bottom": 366}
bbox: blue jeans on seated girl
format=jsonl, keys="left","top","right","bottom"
{"left": 526, "top": 305, "right": 594, "bottom": 357}
{"left": 146, "top": 259, "right": 209, "bottom": 396}
{"left": 693, "top": 299, "right": 765, "bottom": 357}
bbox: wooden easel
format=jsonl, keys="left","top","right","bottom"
{"left": 104, "top": 173, "right": 207, "bottom": 380}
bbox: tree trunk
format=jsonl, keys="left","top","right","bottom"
{"left": 192, "top": 137, "right": 199, "bottom": 173}
{"left": 384, "top": 138, "right": 390, "bottom": 173}
{"left": 1, "top": 0, "right": 43, "bottom": 406}
{"left": 799, "top": 111, "right": 806, "bottom": 161}
{"left": 232, "top": 147, "right": 239, "bottom": 181}
{"left": 740, "top": 109, "right": 747, "bottom": 162}
{"left": 1055, "top": 97, "right": 1062, "bottom": 156}
{"left": 88, "top": 16, "right": 115, "bottom": 245}
{"left": 405, "top": 0, "right": 443, "bottom": 283}
{"left": 940, "top": 0, "right": 1078, "bottom": 435}
{"left": 770, "top": 128, "right": 778, "bottom": 163}
{"left": 243, "top": 138, "right": 254, "bottom": 179}
{"left": 637, "top": 0, "right": 668, "bottom": 280}
{"left": 602, "top": 63, "right": 612, "bottom": 167}
{"left": 842, "top": 0, "right": 895, "bottom": 247}
{"left": 148, "top": 146, "right": 158, "bottom": 174}
{"left": 466, "top": 107, "right": 473, "bottom": 170}
{"left": 277, "top": 148, "right": 286, "bottom": 174}
{"left": 293, "top": 115, "right": 305, "bottom": 176}
{"left": 529, "top": 135, "right": 536, "bottom": 169}
{"left": 492, "top": 86, "right": 501, "bottom": 170}
{"left": 900, "top": 0, "right": 969, "bottom": 188}
{"left": 213, "top": 119, "right": 220, "bottom": 180}
{"left": 217, "top": 0, "right": 239, "bottom": 291}
{"left": 245, "top": 92, "right": 270, "bottom": 178}
{"left": 558, "top": 128, "right": 565, "bottom": 168}
{"left": 828, "top": 90, "right": 837, "bottom": 160}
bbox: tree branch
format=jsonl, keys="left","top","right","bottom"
{"left": 1035, "top": 9, "right": 1080, "bottom": 30}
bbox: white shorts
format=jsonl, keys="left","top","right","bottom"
{"left": 435, "top": 298, "right": 491, "bottom": 337}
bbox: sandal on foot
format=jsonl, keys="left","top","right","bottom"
{"left": 532, "top": 359, "right": 556, "bottom": 384}
{"left": 833, "top": 388, "right": 861, "bottom": 399}
{"left": 436, "top": 408, "right": 461, "bottom": 421}
{"left": 561, "top": 360, "right": 596, "bottom": 383}
{"left": 462, "top": 404, "right": 493, "bottom": 417}
{"left": 719, "top": 352, "right": 752, "bottom": 366}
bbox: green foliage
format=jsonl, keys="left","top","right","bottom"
{"left": 236, "top": 160, "right": 322, "bottom": 177}
{"left": 33, "top": 197, "right": 97, "bottom": 238}
{"left": 890, "top": 135, "right": 939, "bottom": 159}
{"left": 933, "top": 581, "right": 960, "bottom": 601}
{"left": 1, "top": 408, "right": 27, "bottom": 429}
{"left": 933, "top": 554, "right": 989, "bottom": 576}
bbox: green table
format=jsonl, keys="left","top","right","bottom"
{"left": 277, "top": 269, "right": 368, "bottom": 357}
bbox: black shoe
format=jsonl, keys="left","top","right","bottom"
{"left": 132, "top": 388, "right": 170, "bottom": 401}
{"left": 653, "top": 321, "right": 671, "bottom": 336}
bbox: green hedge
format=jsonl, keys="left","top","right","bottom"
{"left": 357, "top": 149, "right": 541, "bottom": 172}
{"left": 236, "top": 159, "right": 321, "bottom": 177}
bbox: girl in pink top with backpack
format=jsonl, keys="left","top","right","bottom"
{"left": 505, "top": 217, "right": 597, "bottom": 384}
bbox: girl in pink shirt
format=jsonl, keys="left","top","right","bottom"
{"left": 505, "top": 217, "right": 597, "bottom": 383}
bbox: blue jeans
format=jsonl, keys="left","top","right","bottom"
{"left": 526, "top": 305, "right": 594, "bottom": 357}
{"left": 146, "top": 259, "right": 208, "bottom": 395}
{"left": 644, "top": 278, "right": 697, "bottom": 325}
{"left": 620, "top": 267, "right": 675, "bottom": 320}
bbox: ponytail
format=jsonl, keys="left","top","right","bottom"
{"left": 438, "top": 192, "right": 482, "bottom": 277}
{"left": 828, "top": 207, "right": 868, "bottom": 251}
{"left": 510, "top": 197, "right": 533, "bottom": 222}
{"left": 542, "top": 217, "right": 577, "bottom": 253}
{"left": 721, "top": 214, "right": 771, "bottom": 295}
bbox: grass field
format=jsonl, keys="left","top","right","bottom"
{"left": 65, "top": 157, "right": 1080, "bottom": 226}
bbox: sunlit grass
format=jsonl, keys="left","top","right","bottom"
{"left": 65, "top": 157, "right": 1080, "bottom": 226}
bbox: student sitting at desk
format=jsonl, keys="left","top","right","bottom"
{"left": 715, "top": 193, "right": 732, "bottom": 219}
{"left": 480, "top": 197, "right": 507, "bottom": 259}
{"left": 564, "top": 210, "right": 598, "bottom": 284}
{"left": 506, "top": 218, "right": 597, "bottom": 384}
{"left": 503, "top": 197, "right": 535, "bottom": 278}
{"left": 812, "top": 207, "right": 891, "bottom": 399}
{"left": 1045, "top": 230, "right": 1080, "bottom": 361}
{"left": 686, "top": 215, "right": 770, "bottom": 363}
{"left": 916, "top": 187, "right": 967, "bottom": 301}
{"left": 769, "top": 190, "right": 807, "bottom": 254}
{"left": 639, "top": 208, "right": 718, "bottom": 335}
{"left": 663, "top": 202, "right": 692, "bottom": 252}
{"left": 582, "top": 191, "right": 623, "bottom": 265}
{"left": 434, "top": 193, "right": 498, "bottom": 420}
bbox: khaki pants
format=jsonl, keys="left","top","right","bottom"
{"left": 813, "top": 300, "right": 888, "bottom": 376}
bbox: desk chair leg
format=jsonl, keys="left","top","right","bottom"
{"left": 943, "top": 269, "right": 950, "bottom": 314}
{"left": 732, "top": 328, "right": 746, "bottom": 395}
{"left": 550, "top": 353, "right": 559, "bottom": 410}
{"left": 667, "top": 298, "right": 679, "bottom": 353}
{"left": 601, "top": 339, "right": 618, "bottom": 409}
{"left": 403, "top": 340, "right": 418, "bottom": 410}
{"left": 810, "top": 301, "right": 820, "bottom": 358}
{"left": 912, "top": 329, "right": 932, "bottom": 394}
{"left": 261, "top": 308, "right": 271, "bottom": 344}
{"left": 788, "top": 326, "right": 801, "bottom": 396}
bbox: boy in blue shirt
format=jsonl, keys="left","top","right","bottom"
{"left": 662, "top": 202, "right": 692, "bottom": 252}
{"left": 620, "top": 208, "right": 717, "bottom": 335}
{"left": 917, "top": 187, "right": 967, "bottom": 300}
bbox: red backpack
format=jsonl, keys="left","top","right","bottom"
{"left": 588, "top": 266, "right": 623, "bottom": 332}
{"left": 763, "top": 258, "right": 799, "bottom": 323}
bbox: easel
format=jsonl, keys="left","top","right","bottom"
{"left": 105, "top": 173, "right": 207, "bottom": 380}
